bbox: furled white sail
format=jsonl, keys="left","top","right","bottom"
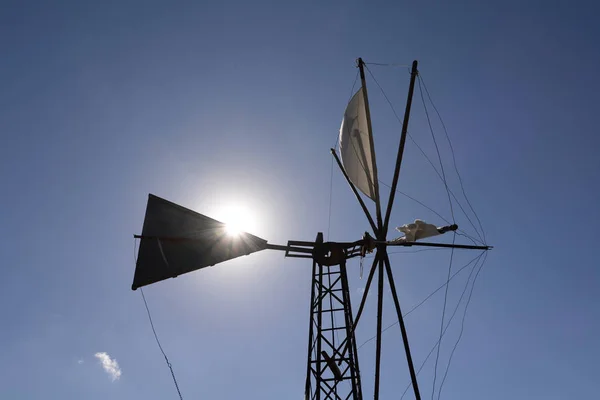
{"left": 391, "top": 219, "right": 457, "bottom": 242}
{"left": 339, "top": 87, "right": 378, "bottom": 201}
{"left": 395, "top": 220, "right": 441, "bottom": 242}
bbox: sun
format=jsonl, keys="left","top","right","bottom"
{"left": 217, "top": 204, "right": 258, "bottom": 237}
{"left": 225, "top": 220, "right": 243, "bottom": 236}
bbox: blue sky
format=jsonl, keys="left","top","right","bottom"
{"left": 1, "top": 1, "right": 599, "bottom": 399}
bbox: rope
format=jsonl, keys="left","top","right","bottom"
{"left": 364, "top": 62, "right": 412, "bottom": 76}
{"left": 378, "top": 180, "right": 449, "bottom": 224}
{"left": 418, "top": 76, "right": 455, "bottom": 223}
{"left": 431, "top": 232, "right": 456, "bottom": 400}
{"left": 406, "top": 130, "right": 485, "bottom": 244}
{"left": 437, "top": 251, "right": 488, "bottom": 399}
{"left": 378, "top": 180, "right": 483, "bottom": 247}
{"left": 455, "top": 232, "right": 481, "bottom": 247}
{"left": 134, "top": 239, "right": 184, "bottom": 400}
{"left": 419, "top": 74, "right": 487, "bottom": 244}
{"left": 356, "top": 250, "right": 484, "bottom": 351}
{"left": 400, "top": 251, "right": 486, "bottom": 400}
{"left": 140, "top": 289, "right": 185, "bottom": 400}
{"left": 363, "top": 64, "right": 484, "bottom": 245}
{"left": 417, "top": 74, "right": 461, "bottom": 400}
{"left": 365, "top": 62, "right": 411, "bottom": 67}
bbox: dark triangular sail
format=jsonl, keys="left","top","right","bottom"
{"left": 132, "top": 194, "right": 268, "bottom": 290}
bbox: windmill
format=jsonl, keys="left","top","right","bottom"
{"left": 132, "top": 58, "right": 491, "bottom": 400}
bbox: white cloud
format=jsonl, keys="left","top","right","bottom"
{"left": 94, "top": 352, "right": 122, "bottom": 381}
{"left": 77, "top": 359, "right": 84, "bottom": 365}
{"left": 357, "top": 287, "right": 365, "bottom": 295}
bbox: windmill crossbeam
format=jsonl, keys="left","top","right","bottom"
{"left": 266, "top": 239, "right": 364, "bottom": 263}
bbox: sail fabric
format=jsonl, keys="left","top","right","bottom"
{"left": 339, "top": 87, "right": 378, "bottom": 201}
{"left": 132, "top": 194, "right": 268, "bottom": 290}
{"left": 393, "top": 219, "right": 443, "bottom": 242}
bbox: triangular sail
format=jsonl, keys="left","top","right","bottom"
{"left": 339, "top": 87, "right": 378, "bottom": 201}
{"left": 132, "top": 194, "right": 268, "bottom": 290}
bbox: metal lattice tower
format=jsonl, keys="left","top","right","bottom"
{"left": 304, "top": 233, "right": 362, "bottom": 400}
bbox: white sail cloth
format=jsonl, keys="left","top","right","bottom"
{"left": 393, "top": 219, "right": 442, "bottom": 242}
{"left": 339, "top": 88, "right": 378, "bottom": 201}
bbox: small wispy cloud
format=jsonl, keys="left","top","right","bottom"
{"left": 77, "top": 359, "right": 84, "bottom": 365}
{"left": 94, "top": 352, "right": 122, "bottom": 381}
{"left": 357, "top": 287, "right": 365, "bottom": 295}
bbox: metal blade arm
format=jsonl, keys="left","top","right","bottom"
{"left": 382, "top": 60, "right": 419, "bottom": 236}
{"left": 385, "top": 241, "right": 492, "bottom": 251}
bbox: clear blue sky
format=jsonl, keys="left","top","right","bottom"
{"left": 2, "top": 1, "right": 599, "bottom": 399}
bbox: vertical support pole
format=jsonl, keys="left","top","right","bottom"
{"left": 357, "top": 58, "right": 383, "bottom": 236}
{"left": 305, "top": 260, "right": 318, "bottom": 400}
{"left": 382, "top": 60, "right": 419, "bottom": 236}
{"left": 316, "top": 262, "right": 324, "bottom": 400}
{"left": 327, "top": 265, "right": 337, "bottom": 399}
{"left": 340, "top": 260, "right": 363, "bottom": 399}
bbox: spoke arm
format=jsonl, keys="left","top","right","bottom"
{"left": 358, "top": 57, "right": 383, "bottom": 235}
{"left": 336, "top": 252, "right": 379, "bottom": 367}
{"left": 383, "top": 252, "right": 422, "bottom": 400}
{"left": 386, "top": 241, "right": 491, "bottom": 251}
{"left": 352, "top": 252, "right": 379, "bottom": 330}
{"left": 382, "top": 60, "right": 419, "bottom": 236}
{"left": 374, "top": 257, "right": 384, "bottom": 399}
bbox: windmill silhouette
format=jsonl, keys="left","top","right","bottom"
{"left": 132, "top": 58, "right": 491, "bottom": 400}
